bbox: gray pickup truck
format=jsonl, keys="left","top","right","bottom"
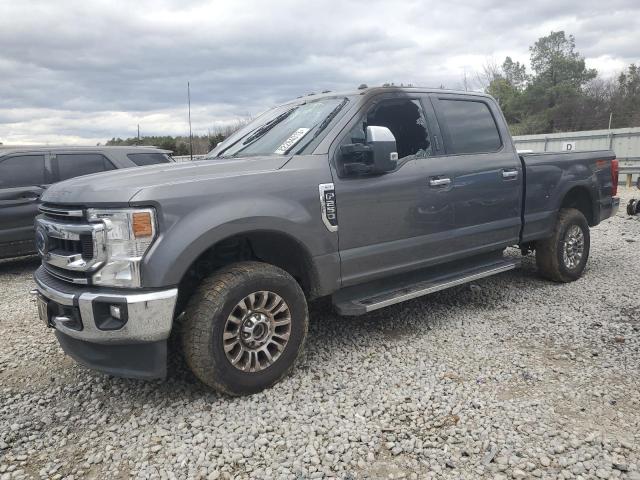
{"left": 32, "top": 86, "right": 620, "bottom": 395}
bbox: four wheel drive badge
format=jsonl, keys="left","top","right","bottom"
{"left": 319, "top": 183, "right": 338, "bottom": 232}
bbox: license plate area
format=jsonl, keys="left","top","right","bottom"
{"left": 36, "top": 294, "right": 83, "bottom": 330}
{"left": 36, "top": 294, "right": 52, "bottom": 327}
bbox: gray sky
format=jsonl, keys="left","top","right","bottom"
{"left": 1, "top": 0, "right": 639, "bottom": 145}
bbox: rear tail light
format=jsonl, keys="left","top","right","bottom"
{"left": 611, "top": 158, "right": 619, "bottom": 196}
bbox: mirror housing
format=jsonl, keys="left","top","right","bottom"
{"left": 365, "top": 126, "right": 398, "bottom": 172}
{"left": 338, "top": 126, "right": 398, "bottom": 176}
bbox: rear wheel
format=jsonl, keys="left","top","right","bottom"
{"left": 181, "top": 261, "right": 308, "bottom": 395}
{"left": 535, "top": 208, "right": 590, "bottom": 282}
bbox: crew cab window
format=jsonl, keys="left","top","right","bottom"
{"left": 347, "top": 99, "right": 432, "bottom": 160}
{"left": 0, "top": 155, "right": 45, "bottom": 188}
{"left": 55, "top": 154, "right": 115, "bottom": 181}
{"left": 127, "top": 152, "right": 171, "bottom": 166}
{"left": 436, "top": 99, "right": 501, "bottom": 154}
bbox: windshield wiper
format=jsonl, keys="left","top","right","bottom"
{"left": 215, "top": 106, "right": 299, "bottom": 158}
{"left": 241, "top": 106, "right": 298, "bottom": 146}
{"left": 293, "top": 98, "right": 349, "bottom": 154}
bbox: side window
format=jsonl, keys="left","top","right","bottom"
{"left": 127, "top": 153, "right": 171, "bottom": 166}
{"left": 0, "top": 155, "right": 45, "bottom": 188}
{"left": 436, "top": 99, "right": 501, "bottom": 154}
{"left": 56, "top": 154, "right": 115, "bottom": 181}
{"left": 346, "top": 99, "right": 432, "bottom": 160}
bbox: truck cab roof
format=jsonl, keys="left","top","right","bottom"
{"left": 284, "top": 85, "right": 493, "bottom": 104}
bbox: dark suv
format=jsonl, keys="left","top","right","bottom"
{"left": 0, "top": 146, "right": 172, "bottom": 259}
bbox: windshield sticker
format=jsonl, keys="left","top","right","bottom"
{"left": 274, "top": 128, "right": 310, "bottom": 155}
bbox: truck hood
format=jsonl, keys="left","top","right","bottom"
{"left": 42, "top": 156, "right": 290, "bottom": 205}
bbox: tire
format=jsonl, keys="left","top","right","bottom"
{"left": 627, "top": 199, "right": 638, "bottom": 216}
{"left": 181, "top": 261, "right": 308, "bottom": 396}
{"left": 535, "top": 208, "right": 590, "bottom": 282}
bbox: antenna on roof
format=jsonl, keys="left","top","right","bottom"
{"left": 187, "top": 81, "right": 194, "bottom": 161}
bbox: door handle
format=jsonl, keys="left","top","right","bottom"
{"left": 429, "top": 177, "right": 451, "bottom": 187}
{"left": 502, "top": 169, "right": 518, "bottom": 180}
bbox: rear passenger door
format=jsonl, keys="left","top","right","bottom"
{"left": 429, "top": 94, "right": 522, "bottom": 253}
{"left": 0, "top": 153, "right": 49, "bottom": 254}
{"left": 52, "top": 152, "right": 116, "bottom": 181}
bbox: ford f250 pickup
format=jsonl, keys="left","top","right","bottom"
{"left": 32, "top": 86, "right": 620, "bottom": 395}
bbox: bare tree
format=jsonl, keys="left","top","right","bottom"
{"left": 476, "top": 58, "right": 503, "bottom": 91}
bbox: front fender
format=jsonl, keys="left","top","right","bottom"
{"left": 140, "top": 196, "right": 335, "bottom": 288}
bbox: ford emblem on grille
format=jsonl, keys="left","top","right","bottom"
{"left": 35, "top": 227, "right": 49, "bottom": 256}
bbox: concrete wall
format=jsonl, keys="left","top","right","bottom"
{"left": 513, "top": 127, "right": 640, "bottom": 184}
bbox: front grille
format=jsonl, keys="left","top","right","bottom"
{"left": 36, "top": 265, "right": 84, "bottom": 293}
{"left": 37, "top": 203, "right": 105, "bottom": 285}
{"left": 47, "top": 234, "right": 93, "bottom": 259}
{"left": 80, "top": 234, "right": 94, "bottom": 258}
{"left": 43, "top": 264, "right": 90, "bottom": 285}
{"left": 39, "top": 204, "right": 86, "bottom": 223}
{"left": 49, "top": 237, "right": 80, "bottom": 254}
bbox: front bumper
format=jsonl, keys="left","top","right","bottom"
{"left": 33, "top": 266, "right": 178, "bottom": 378}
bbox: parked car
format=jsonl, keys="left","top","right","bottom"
{"left": 32, "top": 86, "right": 619, "bottom": 395}
{"left": 0, "top": 146, "right": 172, "bottom": 259}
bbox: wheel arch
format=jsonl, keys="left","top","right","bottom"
{"left": 559, "top": 185, "right": 596, "bottom": 226}
{"left": 173, "top": 229, "right": 323, "bottom": 316}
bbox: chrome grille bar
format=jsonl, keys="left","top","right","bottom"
{"left": 39, "top": 205, "right": 84, "bottom": 218}
{"left": 36, "top": 218, "right": 106, "bottom": 272}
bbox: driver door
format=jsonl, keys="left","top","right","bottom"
{"left": 331, "top": 94, "right": 455, "bottom": 287}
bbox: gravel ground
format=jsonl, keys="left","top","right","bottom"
{"left": 1, "top": 189, "right": 639, "bottom": 480}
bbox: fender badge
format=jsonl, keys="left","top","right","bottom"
{"left": 318, "top": 183, "right": 338, "bottom": 232}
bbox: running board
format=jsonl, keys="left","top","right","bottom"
{"left": 332, "top": 257, "right": 520, "bottom": 316}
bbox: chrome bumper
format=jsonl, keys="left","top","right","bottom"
{"left": 33, "top": 271, "right": 178, "bottom": 344}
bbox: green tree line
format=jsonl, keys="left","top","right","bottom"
{"left": 483, "top": 31, "right": 640, "bottom": 135}
{"left": 106, "top": 135, "right": 207, "bottom": 155}
{"left": 105, "top": 119, "right": 251, "bottom": 155}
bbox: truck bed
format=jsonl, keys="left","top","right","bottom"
{"left": 520, "top": 150, "right": 617, "bottom": 243}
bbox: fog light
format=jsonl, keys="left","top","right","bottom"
{"left": 93, "top": 298, "right": 128, "bottom": 331}
{"left": 110, "top": 304, "right": 122, "bottom": 320}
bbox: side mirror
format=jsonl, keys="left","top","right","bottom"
{"left": 338, "top": 126, "right": 398, "bottom": 176}
{"left": 365, "top": 126, "right": 398, "bottom": 172}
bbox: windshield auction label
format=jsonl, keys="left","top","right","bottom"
{"left": 274, "top": 128, "right": 310, "bottom": 155}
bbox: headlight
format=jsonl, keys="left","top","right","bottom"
{"left": 86, "top": 208, "right": 157, "bottom": 287}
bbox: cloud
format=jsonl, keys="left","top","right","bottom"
{"left": 1, "top": 0, "right": 639, "bottom": 144}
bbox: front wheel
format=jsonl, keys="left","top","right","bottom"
{"left": 181, "top": 261, "right": 308, "bottom": 395}
{"left": 535, "top": 208, "right": 590, "bottom": 282}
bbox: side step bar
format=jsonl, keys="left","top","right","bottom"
{"left": 333, "top": 257, "right": 520, "bottom": 316}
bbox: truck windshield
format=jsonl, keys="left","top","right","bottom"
{"left": 210, "top": 97, "right": 348, "bottom": 158}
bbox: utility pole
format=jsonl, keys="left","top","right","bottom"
{"left": 137, "top": 124, "right": 140, "bottom": 144}
{"left": 608, "top": 112, "right": 613, "bottom": 130}
{"left": 188, "top": 82, "right": 194, "bottom": 161}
